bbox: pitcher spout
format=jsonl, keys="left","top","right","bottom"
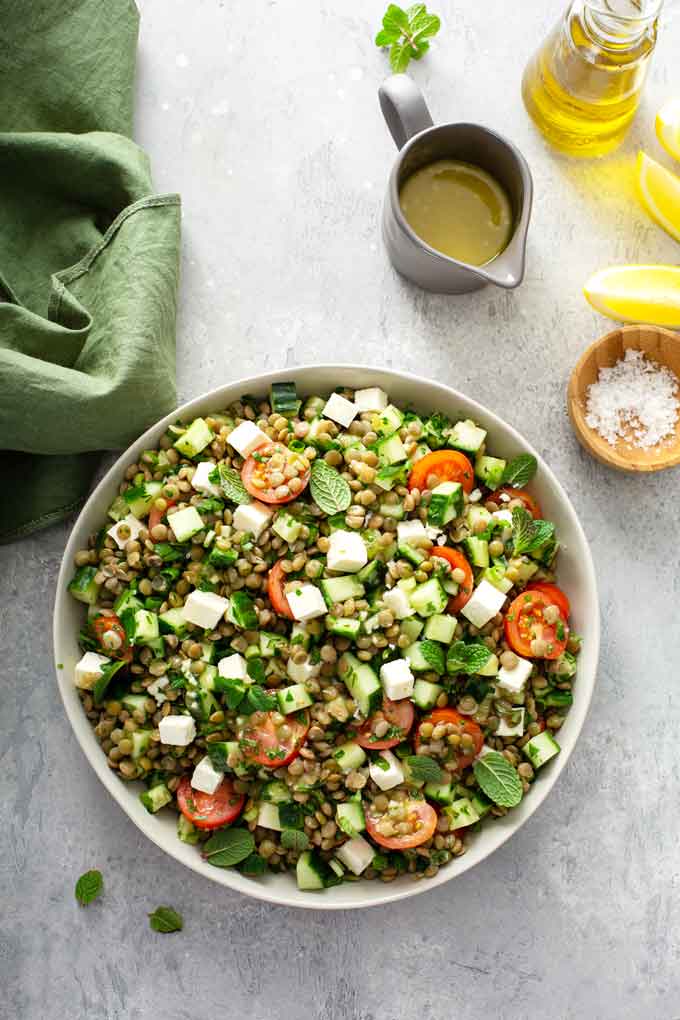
{"left": 478, "top": 220, "right": 529, "bottom": 290}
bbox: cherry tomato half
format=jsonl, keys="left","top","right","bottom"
{"left": 415, "top": 707, "right": 484, "bottom": 770}
{"left": 525, "top": 581, "right": 570, "bottom": 620}
{"left": 365, "top": 799, "right": 438, "bottom": 850}
{"left": 91, "top": 611, "right": 131, "bottom": 661}
{"left": 490, "top": 486, "right": 542, "bottom": 520}
{"left": 177, "top": 775, "right": 245, "bottom": 831}
{"left": 242, "top": 442, "right": 311, "bottom": 504}
{"left": 355, "top": 697, "right": 415, "bottom": 750}
{"left": 148, "top": 499, "right": 176, "bottom": 533}
{"left": 238, "top": 709, "right": 310, "bottom": 768}
{"left": 267, "top": 559, "right": 295, "bottom": 620}
{"left": 408, "top": 450, "right": 475, "bottom": 494}
{"left": 504, "top": 590, "right": 568, "bottom": 660}
{"left": 429, "top": 546, "right": 474, "bottom": 615}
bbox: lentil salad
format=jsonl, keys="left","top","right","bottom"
{"left": 68, "top": 383, "right": 580, "bottom": 892}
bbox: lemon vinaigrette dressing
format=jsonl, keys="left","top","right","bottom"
{"left": 522, "top": 0, "right": 662, "bottom": 157}
{"left": 398, "top": 160, "right": 513, "bottom": 266}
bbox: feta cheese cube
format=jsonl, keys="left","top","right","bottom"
{"left": 460, "top": 579, "right": 507, "bottom": 629}
{"left": 226, "top": 420, "right": 269, "bottom": 458}
{"left": 147, "top": 675, "right": 169, "bottom": 705}
{"left": 383, "top": 586, "right": 415, "bottom": 619}
{"left": 217, "top": 652, "right": 248, "bottom": 681}
{"left": 286, "top": 583, "right": 328, "bottom": 622}
{"left": 182, "top": 590, "right": 229, "bottom": 630}
{"left": 425, "top": 525, "right": 443, "bottom": 541}
{"left": 74, "top": 651, "right": 110, "bottom": 691}
{"left": 335, "top": 835, "right": 375, "bottom": 875}
{"left": 475, "top": 743, "right": 495, "bottom": 760}
{"left": 191, "top": 755, "right": 224, "bottom": 794}
{"left": 492, "top": 509, "right": 513, "bottom": 525}
{"left": 168, "top": 506, "right": 205, "bottom": 543}
{"left": 369, "top": 749, "right": 404, "bottom": 791}
{"left": 353, "top": 387, "right": 388, "bottom": 412}
{"left": 323, "top": 392, "right": 357, "bottom": 428}
{"left": 380, "top": 658, "right": 415, "bottom": 701}
{"left": 496, "top": 655, "right": 533, "bottom": 694}
{"left": 233, "top": 500, "right": 273, "bottom": 539}
{"left": 158, "top": 714, "right": 196, "bottom": 746}
{"left": 327, "top": 529, "right": 368, "bottom": 573}
{"left": 258, "top": 802, "right": 283, "bottom": 831}
{"left": 496, "top": 709, "right": 525, "bottom": 738}
{"left": 191, "top": 461, "right": 221, "bottom": 496}
{"left": 287, "top": 657, "right": 321, "bottom": 684}
{"left": 397, "top": 520, "right": 429, "bottom": 547}
{"left": 107, "top": 513, "right": 144, "bottom": 550}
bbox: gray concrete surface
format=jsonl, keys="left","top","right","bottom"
{"left": 3, "top": 1, "right": 680, "bottom": 1018}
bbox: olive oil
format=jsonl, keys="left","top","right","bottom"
{"left": 522, "top": 0, "right": 661, "bottom": 158}
{"left": 398, "top": 160, "right": 513, "bottom": 266}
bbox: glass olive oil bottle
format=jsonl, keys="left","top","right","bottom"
{"left": 522, "top": 0, "right": 662, "bottom": 157}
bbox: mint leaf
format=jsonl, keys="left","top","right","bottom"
{"left": 310, "top": 460, "right": 352, "bottom": 515}
{"left": 501, "top": 454, "right": 537, "bottom": 489}
{"left": 375, "top": 2, "right": 441, "bottom": 72}
{"left": 217, "top": 464, "right": 251, "bottom": 505}
{"left": 419, "top": 639, "right": 446, "bottom": 674}
{"left": 527, "top": 519, "right": 555, "bottom": 552}
{"left": 473, "top": 751, "right": 523, "bottom": 807}
{"left": 280, "top": 828, "right": 310, "bottom": 852}
{"left": 202, "top": 827, "right": 255, "bottom": 868}
{"left": 278, "top": 802, "right": 305, "bottom": 829}
{"left": 390, "top": 40, "right": 413, "bottom": 72}
{"left": 207, "top": 743, "right": 230, "bottom": 771}
{"left": 75, "top": 869, "right": 103, "bottom": 906}
{"left": 404, "top": 755, "right": 443, "bottom": 783}
{"left": 382, "top": 3, "right": 410, "bottom": 32}
{"left": 512, "top": 506, "right": 555, "bottom": 555}
{"left": 148, "top": 906, "right": 183, "bottom": 933}
{"left": 239, "top": 853, "right": 267, "bottom": 876}
{"left": 446, "top": 641, "right": 492, "bottom": 675}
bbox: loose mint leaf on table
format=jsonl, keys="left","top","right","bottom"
{"left": 213, "top": 464, "right": 251, "bottom": 505}
{"left": 202, "top": 828, "right": 255, "bottom": 868}
{"left": 75, "top": 869, "right": 103, "bottom": 906}
{"left": 148, "top": 906, "right": 183, "bottom": 933}
{"left": 446, "top": 640, "right": 492, "bottom": 675}
{"left": 310, "top": 460, "right": 352, "bottom": 515}
{"left": 403, "top": 755, "right": 443, "bottom": 783}
{"left": 511, "top": 507, "right": 555, "bottom": 556}
{"left": 280, "top": 828, "right": 310, "bottom": 852}
{"left": 473, "top": 752, "right": 523, "bottom": 808}
{"left": 501, "top": 454, "right": 537, "bottom": 488}
{"left": 375, "top": 3, "right": 441, "bottom": 73}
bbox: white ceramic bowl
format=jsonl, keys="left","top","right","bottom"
{"left": 54, "top": 365, "right": 599, "bottom": 910}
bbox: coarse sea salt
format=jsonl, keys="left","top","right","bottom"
{"left": 585, "top": 348, "right": 680, "bottom": 449}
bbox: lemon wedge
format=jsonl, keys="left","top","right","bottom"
{"left": 583, "top": 265, "right": 680, "bottom": 327}
{"left": 636, "top": 151, "right": 680, "bottom": 243}
{"left": 656, "top": 98, "right": 680, "bottom": 162}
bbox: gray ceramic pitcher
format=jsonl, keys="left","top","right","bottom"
{"left": 379, "top": 75, "right": 533, "bottom": 294}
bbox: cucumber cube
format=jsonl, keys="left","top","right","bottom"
{"left": 376, "top": 432, "right": 408, "bottom": 466}
{"left": 408, "top": 578, "right": 448, "bottom": 617}
{"left": 423, "top": 613, "right": 457, "bottom": 643}
{"left": 412, "top": 678, "right": 442, "bottom": 709}
{"left": 523, "top": 731, "right": 560, "bottom": 769}
{"left": 449, "top": 419, "right": 487, "bottom": 454}
{"left": 475, "top": 454, "right": 507, "bottom": 489}
{"left": 427, "top": 481, "right": 464, "bottom": 526}
{"left": 169, "top": 506, "right": 205, "bottom": 543}
{"left": 277, "top": 684, "right": 313, "bottom": 714}
{"left": 465, "top": 536, "right": 489, "bottom": 568}
{"left": 333, "top": 741, "right": 367, "bottom": 773}
{"left": 173, "top": 418, "right": 214, "bottom": 458}
{"left": 445, "top": 797, "right": 481, "bottom": 828}
{"left": 272, "top": 511, "right": 302, "bottom": 544}
{"left": 134, "top": 609, "right": 159, "bottom": 645}
{"left": 372, "top": 404, "right": 404, "bottom": 437}
{"left": 68, "top": 565, "right": 101, "bottom": 606}
{"left": 123, "top": 481, "right": 163, "bottom": 519}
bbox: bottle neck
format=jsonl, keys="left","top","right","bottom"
{"left": 580, "top": 0, "right": 661, "bottom": 49}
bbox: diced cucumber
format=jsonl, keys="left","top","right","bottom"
{"left": 467, "top": 505, "right": 492, "bottom": 531}
{"left": 397, "top": 576, "right": 417, "bottom": 594}
{"left": 107, "top": 495, "right": 128, "bottom": 522}
{"left": 379, "top": 501, "right": 405, "bottom": 520}
{"left": 228, "top": 591, "right": 259, "bottom": 629}
{"left": 296, "top": 850, "right": 327, "bottom": 891}
{"left": 427, "top": 481, "right": 464, "bottom": 526}
{"left": 258, "top": 802, "right": 283, "bottom": 831}
{"left": 277, "top": 684, "right": 313, "bottom": 714}
{"left": 356, "top": 559, "right": 384, "bottom": 588}
{"left": 409, "top": 578, "right": 448, "bottom": 617}
{"left": 530, "top": 537, "right": 559, "bottom": 567}
{"left": 261, "top": 780, "right": 292, "bottom": 803}
{"left": 397, "top": 541, "right": 426, "bottom": 566}
{"left": 424, "top": 780, "right": 453, "bottom": 805}
{"left": 327, "top": 615, "right": 362, "bottom": 639}
{"left": 121, "top": 693, "right": 149, "bottom": 718}
{"left": 465, "top": 536, "right": 489, "bottom": 568}
{"left": 475, "top": 454, "right": 507, "bottom": 489}
{"left": 68, "top": 566, "right": 101, "bottom": 606}
{"left": 270, "top": 381, "right": 299, "bottom": 416}
{"left": 140, "top": 783, "right": 172, "bottom": 814}
{"left": 400, "top": 618, "right": 424, "bottom": 644}
{"left": 423, "top": 613, "right": 457, "bottom": 643}
{"left": 158, "top": 607, "right": 189, "bottom": 637}
{"left": 207, "top": 545, "right": 238, "bottom": 568}
{"left": 507, "top": 556, "right": 539, "bottom": 583}
{"left": 169, "top": 506, "right": 204, "bottom": 543}
{"left": 113, "top": 586, "right": 143, "bottom": 616}
{"left": 289, "top": 622, "right": 311, "bottom": 649}
{"left": 123, "top": 481, "right": 163, "bottom": 519}
{"left": 523, "top": 731, "right": 560, "bottom": 768}
{"left": 404, "top": 641, "right": 444, "bottom": 674}
{"left": 134, "top": 609, "right": 159, "bottom": 645}
{"left": 478, "top": 652, "right": 499, "bottom": 676}
{"left": 375, "top": 432, "right": 408, "bottom": 466}
{"left": 374, "top": 463, "right": 409, "bottom": 491}
{"left": 449, "top": 419, "right": 487, "bottom": 454}
{"left": 470, "top": 791, "right": 492, "bottom": 818}
{"left": 185, "top": 686, "right": 219, "bottom": 721}
{"left": 412, "top": 678, "right": 442, "bottom": 710}
{"left": 215, "top": 740, "right": 251, "bottom": 777}
{"left": 333, "top": 740, "right": 367, "bottom": 773}
{"left": 130, "top": 729, "right": 152, "bottom": 759}
{"left": 200, "top": 642, "right": 216, "bottom": 664}
{"left": 320, "top": 575, "right": 365, "bottom": 605}
{"left": 336, "top": 800, "right": 366, "bottom": 837}
{"left": 338, "top": 654, "right": 382, "bottom": 717}
{"left": 199, "top": 664, "right": 218, "bottom": 691}
{"left": 260, "top": 630, "right": 287, "bottom": 657}
{"left": 329, "top": 858, "right": 345, "bottom": 879}
{"left": 173, "top": 418, "right": 214, "bottom": 458}
{"left": 372, "top": 404, "right": 404, "bottom": 437}
{"left": 445, "top": 797, "right": 481, "bottom": 829}
{"left": 177, "top": 814, "right": 200, "bottom": 844}
{"left": 272, "top": 510, "right": 302, "bottom": 544}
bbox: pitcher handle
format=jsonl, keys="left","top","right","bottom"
{"left": 378, "top": 74, "right": 434, "bottom": 149}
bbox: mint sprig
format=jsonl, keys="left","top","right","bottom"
{"left": 446, "top": 641, "right": 492, "bottom": 675}
{"left": 419, "top": 640, "right": 446, "bottom": 675}
{"left": 511, "top": 507, "right": 555, "bottom": 556}
{"left": 213, "top": 464, "right": 251, "bottom": 505}
{"left": 375, "top": 3, "right": 441, "bottom": 72}
{"left": 501, "top": 454, "right": 537, "bottom": 489}
{"left": 310, "top": 460, "right": 352, "bottom": 515}
{"left": 473, "top": 751, "right": 523, "bottom": 808}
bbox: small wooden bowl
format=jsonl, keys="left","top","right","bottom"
{"left": 567, "top": 324, "right": 680, "bottom": 472}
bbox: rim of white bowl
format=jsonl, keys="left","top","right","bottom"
{"left": 54, "top": 364, "right": 600, "bottom": 910}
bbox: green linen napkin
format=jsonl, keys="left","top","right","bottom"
{"left": 0, "top": 0, "right": 181, "bottom": 543}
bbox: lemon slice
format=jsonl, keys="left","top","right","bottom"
{"left": 583, "top": 265, "right": 680, "bottom": 327}
{"left": 656, "top": 98, "right": 680, "bottom": 162}
{"left": 636, "top": 151, "right": 680, "bottom": 243}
